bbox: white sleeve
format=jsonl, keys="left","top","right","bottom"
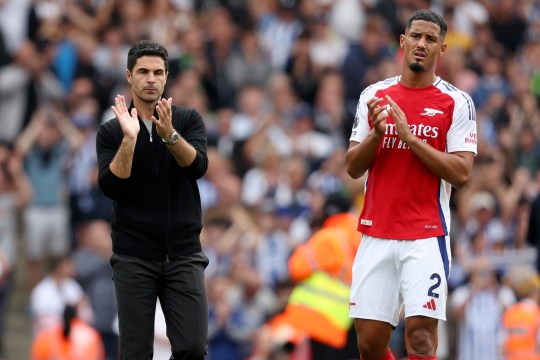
{"left": 447, "top": 92, "right": 477, "bottom": 154}
{"left": 349, "top": 87, "right": 375, "bottom": 143}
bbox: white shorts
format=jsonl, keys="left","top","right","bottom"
{"left": 24, "top": 205, "right": 69, "bottom": 260}
{"left": 349, "top": 235, "right": 451, "bottom": 327}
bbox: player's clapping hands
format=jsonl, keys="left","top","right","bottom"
{"left": 367, "top": 97, "right": 388, "bottom": 136}
{"left": 386, "top": 95, "right": 414, "bottom": 144}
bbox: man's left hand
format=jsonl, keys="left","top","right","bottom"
{"left": 386, "top": 95, "right": 414, "bottom": 144}
{"left": 152, "top": 97, "right": 174, "bottom": 140}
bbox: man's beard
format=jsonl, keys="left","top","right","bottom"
{"left": 138, "top": 90, "right": 161, "bottom": 103}
{"left": 409, "top": 62, "right": 425, "bottom": 73}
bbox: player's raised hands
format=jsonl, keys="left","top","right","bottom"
{"left": 367, "top": 97, "right": 389, "bottom": 136}
{"left": 386, "top": 95, "right": 413, "bottom": 144}
{"left": 111, "top": 95, "right": 140, "bottom": 140}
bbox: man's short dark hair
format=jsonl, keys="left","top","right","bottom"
{"left": 127, "top": 40, "right": 168, "bottom": 72}
{"left": 406, "top": 9, "right": 447, "bottom": 39}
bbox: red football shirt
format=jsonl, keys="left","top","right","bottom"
{"left": 350, "top": 76, "right": 477, "bottom": 240}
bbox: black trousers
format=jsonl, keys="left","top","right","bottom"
{"left": 111, "top": 252, "right": 209, "bottom": 360}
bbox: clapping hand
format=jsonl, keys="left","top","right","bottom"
{"left": 152, "top": 97, "right": 173, "bottom": 140}
{"left": 111, "top": 95, "right": 140, "bottom": 140}
{"left": 386, "top": 95, "right": 413, "bottom": 144}
{"left": 367, "top": 97, "right": 389, "bottom": 136}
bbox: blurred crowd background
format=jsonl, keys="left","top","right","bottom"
{"left": 1, "top": 0, "right": 540, "bottom": 359}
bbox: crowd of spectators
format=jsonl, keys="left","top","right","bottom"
{"left": 0, "top": 0, "right": 540, "bottom": 359}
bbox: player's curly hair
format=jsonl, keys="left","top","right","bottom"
{"left": 127, "top": 40, "right": 168, "bottom": 72}
{"left": 406, "top": 9, "right": 447, "bottom": 38}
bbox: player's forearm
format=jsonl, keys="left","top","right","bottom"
{"left": 407, "top": 137, "right": 473, "bottom": 189}
{"left": 345, "top": 131, "right": 383, "bottom": 179}
{"left": 109, "top": 137, "right": 136, "bottom": 179}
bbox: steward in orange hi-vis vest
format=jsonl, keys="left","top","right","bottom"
{"left": 269, "top": 210, "right": 361, "bottom": 349}
{"left": 502, "top": 301, "right": 540, "bottom": 360}
{"left": 502, "top": 264, "right": 540, "bottom": 360}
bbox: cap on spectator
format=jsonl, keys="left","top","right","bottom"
{"left": 469, "top": 191, "right": 496, "bottom": 213}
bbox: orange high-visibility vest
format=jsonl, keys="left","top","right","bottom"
{"left": 276, "top": 271, "right": 352, "bottom": 347}
{"left": 289, "top": 213, "right": 360, "bottom": 284}
{"left": 31, "top": 319, "right": 105, "bottom": 360}
{"left": 502, "top": 301, "right": 540, "bottom": 360}
{"left": 271, "top": 213, "right": 361, "bottom": 348}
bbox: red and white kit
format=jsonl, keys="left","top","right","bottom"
{"left": 351, "top": 75, "right": 477, "bottom": 239}
{"left": 349, "top": 75, "right": 477, "bottom": 324}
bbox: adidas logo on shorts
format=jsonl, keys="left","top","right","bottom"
{"left": 423, "top": 299, "right": 437, "bottom": 310}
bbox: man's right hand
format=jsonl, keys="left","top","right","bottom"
{"left": 111, "top": 95, "right": 140, "bottom": 140}
{"left": 367, "top": 97, "right": 388, "bottom": 136}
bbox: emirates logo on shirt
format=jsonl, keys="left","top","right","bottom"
{"left": 385, "top": 123, "right": 439, "bottom": 138}
{"left": 381, "top": 123, "right": 440, "bottom": 149}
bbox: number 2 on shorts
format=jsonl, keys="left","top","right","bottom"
{"left": 427, "top": 273, "right": 441, "bottom": 298}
